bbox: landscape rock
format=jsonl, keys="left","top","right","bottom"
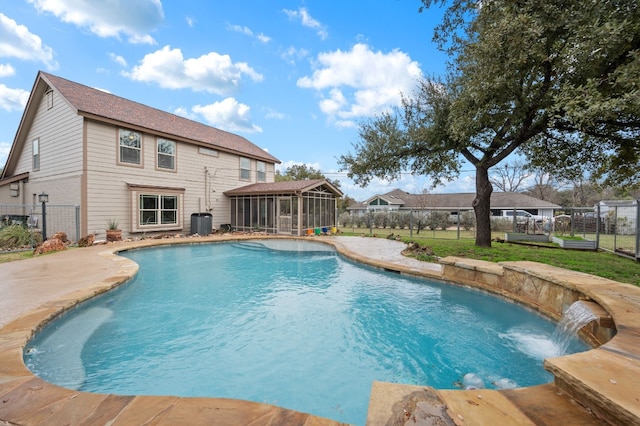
{"left": 77, "top": 234, "right": 95, "bottom": 247}
{"left": 33, "top": 238, "right": 67, "bottom": 255}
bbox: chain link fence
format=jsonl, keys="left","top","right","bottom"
{"left": 1, "top": 204, "right": 80, "bottom": 249}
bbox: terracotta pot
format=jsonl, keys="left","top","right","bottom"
{"left": 106, "top": 229, "right": 122, "bottom": 242}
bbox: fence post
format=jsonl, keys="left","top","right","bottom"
{"left": 75, "top": 205, "right": 81, "bottom": 242}
{"left": 635, "top": 199, "right": 640, "bottom": 259}
{"left": 596, "top": 204, "right": 601, "bottom": 249}
{"left": 613, "top": 205, "right": 618, "bottom": 252}
{"left": 409, "top": 209, "right": 413, "bottom": 238}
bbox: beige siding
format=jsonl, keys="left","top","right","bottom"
{"left": 9, "top": 89, "right": 83, "bottom": 206}
{"left": 85, "top": 121, "right": 275, "bottom": 237}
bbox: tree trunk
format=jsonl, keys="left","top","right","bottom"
{"left": 473, "top": 166, "right": 493, "bottom": 247}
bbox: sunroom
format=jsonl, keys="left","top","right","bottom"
{"left": 224, "top": 179, "right": 343, "bottom": 236}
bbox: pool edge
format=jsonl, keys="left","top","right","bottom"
{"left": 1, "top": 234, "right": 639, "bottom": 425}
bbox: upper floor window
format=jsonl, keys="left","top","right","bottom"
{"left": 157, "top": 138, "right": 176, "bottom": 170}
{"left": 32, "top": 138, "right": 40, "bottom": 170}
{"left": 257, "top": 161, "right": 266, "bottom": 182}
{"left": 46, "top": 90, "right": 53, "bottom": 109}
{"left": 240, "top": 157, "right": 251, "bottom": 180}
{"left": 119, "top": 129, "right": 141, "bottom": 165}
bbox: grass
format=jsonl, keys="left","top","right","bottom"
{"left": 342, "top": 229, "right": 640, "bottom": 286}
{"left": 0, "top": 250, "right": 34, "bottom": 263}
{"left": 552, "top": 235, "right": 587, "bottom": 241}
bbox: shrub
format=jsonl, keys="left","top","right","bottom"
{"left": 0, "top": 224, "right": 42, "bottom": 249}
{"left": 338, "top": 211, "right": 351, "bottom": 228}
{"left": 460, "top": 211, "right": 476, "bottom": 230}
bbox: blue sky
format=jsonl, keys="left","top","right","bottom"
{"left": 0, "top": 0, "right": 477, "bottom": 200}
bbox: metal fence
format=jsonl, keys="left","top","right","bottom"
{"left": 560, "top": 201, "right": 639, "bottom": 259}
{"left": 340, "top": 209, "right": 477, "bottom": 240}
{"left": 341, "top": 201, "right": 639, "bottom": 260}
{"left": 1, "top": 204, "right": 80, "bottom": 247}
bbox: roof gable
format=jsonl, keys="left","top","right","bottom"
{"left": 39, "top": 72, "right": 279, "bottom": 163}
{"left": 225, "top": 179, "right": 343, "bottom": 197}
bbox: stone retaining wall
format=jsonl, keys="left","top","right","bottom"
{"left": 439, "top": 256, "right": 616, "bottom": 346}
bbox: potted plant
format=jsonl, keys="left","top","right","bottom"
{"left": 106, "top": 219, "right": 122, "bottom": 242}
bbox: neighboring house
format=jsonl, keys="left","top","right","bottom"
{"left": 0, "top": 71, "right": 341, "bottom": 239}
{"left": 348, "top": 189, "right": 560, "bottom": 220}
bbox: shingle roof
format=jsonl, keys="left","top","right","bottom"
{"left": 40, "top": 72, "right": 279, "bottom": 163}
{"left": 225, "top": 179, "right": 343, "bottom": 197}
{"left": 351, "top": 189, "right": 561, "bottom": 210}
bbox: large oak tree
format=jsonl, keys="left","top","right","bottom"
{"left": 338, "top": 0, "right": 640, "bottom": 246}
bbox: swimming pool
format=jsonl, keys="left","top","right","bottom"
{"left": 24, "top": 240, "right": 590, "bottom": 425}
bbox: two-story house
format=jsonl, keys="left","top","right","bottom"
{"left": 0, "top": 72, "right": 341, "bottom": 240}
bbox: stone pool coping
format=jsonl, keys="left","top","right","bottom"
{"left": 0, "top": 234, "right": 638, "bottom": 425}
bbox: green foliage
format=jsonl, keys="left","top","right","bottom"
{"left": 340, "top": 0, "right": 640, "bottom": 247}
{"left": 404, "top": 236, "right": 640, "bottom": 286}
{"left": 275, "top": 164, "right": 341, "bottom": 189}
{"left": 106, "top": 219, "right": 119, "bottom": 230}
{"left": 0, "top": 224, "right": 42, "bottom": 249}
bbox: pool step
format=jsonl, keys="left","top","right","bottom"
{"left": 544, "top": 348, "right": 640, "bottom": 425}
{"left": 231, "top": 242, "right": 269, "bottom": 251}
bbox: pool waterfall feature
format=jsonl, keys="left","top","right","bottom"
{"left": 1, "top": 235, "right": 639, "bottom": 426}
{"left": 374, "top": 255, "right": 623, "bottom": 424}
{"left": 552, "top": 301, "right": 599, "bottom": 355}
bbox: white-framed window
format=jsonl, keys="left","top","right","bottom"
{"left": 119, "top": 129, "right": 142, "bottom": 165}
{"left": 32, "top": 138, "right": 40, "bottom": 170}
{"left": 46, "top": 90, "right": 53, "bottom": 109}
{"left": 240, "top": 157, "right": 251, "bottom": 180}
{"left": 128, "top": 184, "right": 184, "bottom": 232}
{"left": 257, "top": 161, "right": 266, "bottom": 182}
{"left": 140, "top": 194, "right": 178, "bottom": 226}
{"left": 157, "top": 138, "right": 176, "bottom": 170}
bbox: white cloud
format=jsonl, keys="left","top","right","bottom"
{"left": 109, "top": 53, "right": 127, "bottom": 67}
{"left": 0, "top": 13, "right": 58, "bottom": 69}
{"left": 298, "top": 43, "right": 422, "bottom": 124}
{"left": 173, "top": 106, "right": 192, "bottom": 118}
{"left": 27, "top": 0, "right": 163, "bottom": 44}
{"left": 0, "top": 83, "right": 30, "bottom": 112}
{"left": 264, "top": 108, "right": 288, "bottom": 120}
{"left": 257, "top": 33, "right": 271, "bottom": 43}
{"left": 227, "top": 23, "right": 270, "bottom": 43}
{"left": 283, "top": 7, "right": 328, "bottom": 40}
{"left": 228, "top": 23, "right": 253, "bottom": 36}
{"left": 0, "top": 63, "right": 15, "bottom": 77}
{"left": 186, "top": 16, "right": 195, "bottom": 28}
{"left": 280, "top": 46, "right": 309, "bottom": 65}
{"left": 124, "top": 45, "right": 263, "bottom": 95}
{"left": 192, "top": 98, "right": 262, "bottom": 134}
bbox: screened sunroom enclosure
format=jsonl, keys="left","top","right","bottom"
{"left": 225, "top": 180, "right": 342, "bottom": 236}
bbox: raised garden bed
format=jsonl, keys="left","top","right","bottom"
{"left": 552, "top": 236, "right": 597, "bottom": 250}
{"left": 505, "top": 232, "right": 550, "bottom": 243}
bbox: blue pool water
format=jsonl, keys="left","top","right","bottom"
{"left": 25, "top": 240, "right": 590, "bottom": 425}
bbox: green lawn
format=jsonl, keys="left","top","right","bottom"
{"left": 342, "top": 229, "right": 640, "bottom": 286}
{"left": 0, "top": 250, "right": 33, "bottom": 263}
